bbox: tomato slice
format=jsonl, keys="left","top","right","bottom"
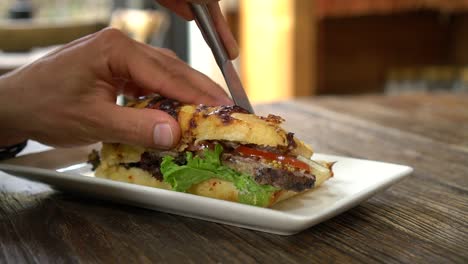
{"left": 236, "top": 146, "right": 277, "bottom": 160}
{"left": 236, "top": 146, "right": 310, "bottom": 172}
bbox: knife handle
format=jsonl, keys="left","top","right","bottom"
{"left": 190, "top": 3, "right": 229, "bottom": 67}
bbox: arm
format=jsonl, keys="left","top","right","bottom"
{"left": 156, "top": 0, "right": 239, "bottom": 59}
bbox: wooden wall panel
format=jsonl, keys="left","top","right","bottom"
{"left": 240, "top": 0, "right": 293, "bottom": 102}
{"left": 240, "top": 0, "right": 316, "bottom": 102}
{"left": 293, "top": 0, "right": 317, "bottom": 97}
{"left": 240, "top": 1, "right": 468, "bottom": 97}
{"left": 450, "top": 14, "right": 468, "bottom": 65}
{"left": 317, "top": 11, "right": 453, "bottom": 94}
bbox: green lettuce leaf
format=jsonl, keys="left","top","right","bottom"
{"left": 160, "top": 144, "right": 278, "bottom": 207}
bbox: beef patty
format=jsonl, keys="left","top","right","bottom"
{"left": 222, "top": 154, "right": 315, "bottom": 192}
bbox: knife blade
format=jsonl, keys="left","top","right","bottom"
{"left": 190, "top": 3, "right": 255, "bottom": 114}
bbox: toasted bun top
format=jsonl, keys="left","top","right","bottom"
{"left": 126, "top": 95, "right": 313, "bottom": 158}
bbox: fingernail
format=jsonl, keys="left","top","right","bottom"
{"left": 229, "top": 43, "right": 240, "bottom": 59}
{"left": 153, "top": 123, "right": 174, "bottom": 148}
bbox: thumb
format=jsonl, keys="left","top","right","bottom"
{"left": 97, "top": 104, "right": 181, "bottom": 149}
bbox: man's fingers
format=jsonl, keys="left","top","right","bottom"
{"left": 157, "top": 0, "right": 193, "bottom": 20}
{"left": 156, "top": 0, "right": 239, "bottom": 59}
{"left": 157, "top": 0, "right": 220, "bottom": 20}
{"left": 188, "top": 0, "right": 218, "bottom": 4}
{"left": 150, "top": 58, "right": 230, "bottom": 105}
{"left": 102, "top": 31, "right": 231, "bottom": 105}
{"left": 207, "top": 2, "right": 239, "bottom": 59}
{"left": 130, "top": 53, "right": 229, "bottom": 105}
{"left": 149, "top": 49, "right": 232, "bottom": 104}
{"left": 98, "top": 104, "right": 181, "bottom": 149}
{"left": 156, "top": 48, "right": 178, "bottom": 59}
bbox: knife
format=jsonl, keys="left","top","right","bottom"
{"left": 190, "top": 3, "right": 255, "bottom": 114}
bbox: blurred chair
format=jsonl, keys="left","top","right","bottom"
{"left": 0, "top": 8, "right": 169, "bottom": 75}
{"left": 0, "top": 20, "right": 107, "bottom": 52}
{"left": 0, "top": 19, "right": 107, "bottom": 74}
{"left": 109, "top": 9, "right": 169, "bottom": 45}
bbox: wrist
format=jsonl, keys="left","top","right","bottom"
{"left": 0, "top": 140, "right": 28, "bottom": 160}
{"left": 0, "top": 73, "right": 31, "bottom": 146}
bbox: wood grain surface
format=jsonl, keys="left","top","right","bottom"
{"left": 1, "top": 93, "right": 467, "bottom": 263}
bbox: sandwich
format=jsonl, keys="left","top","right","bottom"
{"left": 88, "top": 95, "right": 334, "bottom": 207}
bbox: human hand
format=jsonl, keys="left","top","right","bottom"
{"left": 156, "top": 0, "right": 238, "bottom": 59}
{"left": 0, "top": 28, "right": 232, "bottom": 149}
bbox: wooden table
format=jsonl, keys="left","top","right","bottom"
{"left": 1, "top": 93, "right": 467, "bottom": 263}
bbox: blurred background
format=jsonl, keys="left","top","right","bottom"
{"left": 1, "top": 0, "right": 468, "bottom": 103}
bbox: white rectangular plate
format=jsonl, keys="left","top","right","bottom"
{"left": 0, "top": 145, "right": 412, "bottom": 235}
